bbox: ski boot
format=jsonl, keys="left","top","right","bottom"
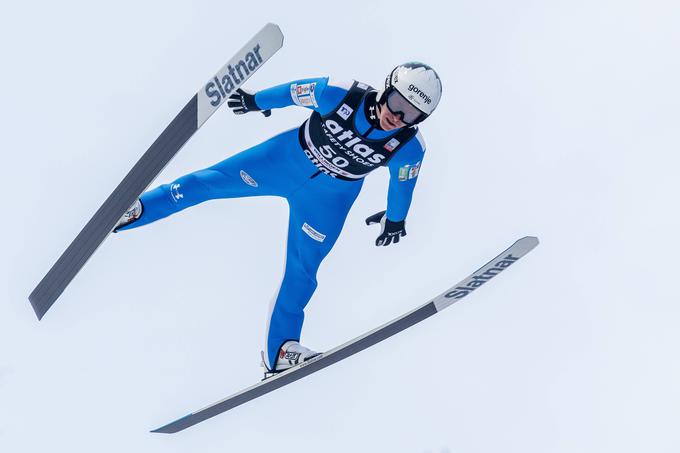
{"left": 261, "top": 341, "right": 322, "bottom": 380}
{"left": 113, "top": 199, "right": 143, "bottom": 232}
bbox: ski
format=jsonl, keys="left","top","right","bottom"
{"left": 151, "top": 236, "right": 539, "bottom": 434}
{"left": 28, "top": 23, "right": 284, "bottom": 320}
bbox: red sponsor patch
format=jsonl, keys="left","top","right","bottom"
{"left": 384, "top": 138, "right": 400, "bottom": 152}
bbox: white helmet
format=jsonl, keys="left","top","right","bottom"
{"left": 376, "top": 62, "right": 442, "bottom": 124}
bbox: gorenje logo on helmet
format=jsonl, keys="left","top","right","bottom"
{"left": 408, "top": 84, "right": 432, "bottom": 104}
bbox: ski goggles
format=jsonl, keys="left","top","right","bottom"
{"left": 385, "top": 89, "right": 428, "bottom": 125}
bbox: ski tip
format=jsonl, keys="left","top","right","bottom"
{"left": 501, "top": 236, "right": 540, "bottom": 259}
{"left": 262, "top": 23, "right": 284, "bottom": 46}
{"left": 526, "top": 235, "right": 539, "bottom": 243}
{"left": 518, "top": 236, "right": 540, "bottom": 247}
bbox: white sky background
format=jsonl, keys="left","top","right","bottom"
{"left": 1, "top": 0, "right": 679, "bottom": 451}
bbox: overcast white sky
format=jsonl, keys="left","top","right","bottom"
{"left": 2, "top": 1, "right": 679, "bottom": 452}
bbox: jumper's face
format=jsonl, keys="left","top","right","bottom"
{"left": 377, "top": 102, "right": 407, "bottom": 131}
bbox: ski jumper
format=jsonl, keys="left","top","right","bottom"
{"left": 116, "top": 77, "right": 427, "bottom": 369}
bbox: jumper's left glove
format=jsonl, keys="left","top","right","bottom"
{"left": 226, "top": 88, "right": 272, "bottom": 117}
{"left": 365, "top": 210, "right": 406, "bottom": 246}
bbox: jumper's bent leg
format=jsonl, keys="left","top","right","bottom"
{"left": 115, "top": 131, "right": 292, "bottom": 232}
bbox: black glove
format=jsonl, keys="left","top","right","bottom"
{"left": 226, "top": 88, "right": 271, "bottom": 117}
{"left": 365, "top": 210, "right": 406, "bottom": 246}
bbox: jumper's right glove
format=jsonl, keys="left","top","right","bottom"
{"left": 226, "top": 88, "right": 272, "bottom": 117}
{"left": 365, "top": 210, "right": 407, "bottom": 246}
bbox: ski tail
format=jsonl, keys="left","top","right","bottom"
{"left": 29, "top": 98, "right": 199, "bottom": 320}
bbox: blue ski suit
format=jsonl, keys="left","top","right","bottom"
{"left": 117, "top": 77, "right": 427, "bottom": 369}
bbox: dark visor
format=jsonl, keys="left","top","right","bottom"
{"left": 385, "top": 90, "right": 427, "bottom": 124}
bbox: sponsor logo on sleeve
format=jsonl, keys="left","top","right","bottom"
{"left": 291, "top": 82, "right": 318, "bottom": 108}
{"left": 337, "top": 104, "right": 353, "bottom": 120}
{"left": 302, "top": 222, "right": 326, "bottom": 242}
{"left": 299, "top": 96, "right": 314, "bottom": 107}
{"left": 397, "top": 162, "right": 421, "bottom": 181}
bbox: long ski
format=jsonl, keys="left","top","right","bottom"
{"left": 29, "top": 23, "right": 284, "bottom": 320}
{"left": 151, "top": 236, "right": 539, "bottom": 434}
